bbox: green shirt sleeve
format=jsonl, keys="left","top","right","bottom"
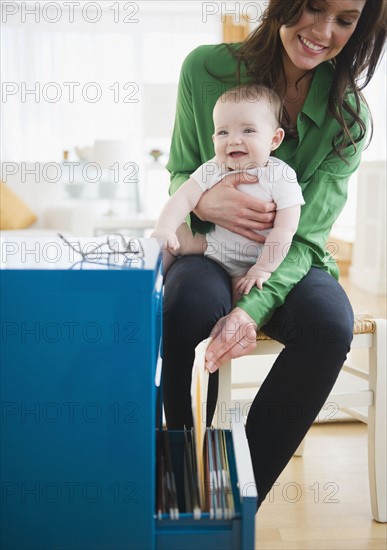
{"left": 166, "top": 45, "right": 240, "bottom": 233}
{"left": 166, "top": 52, "right": 202, "bottom": 197}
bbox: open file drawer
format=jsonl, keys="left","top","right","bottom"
{"left": 155, "top": 412, "right": 257, "bottom": 550}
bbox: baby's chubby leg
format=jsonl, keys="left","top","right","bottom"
{"left": 160, "top": 223, "right": 207, "bottom": 275}
{"left": 176, "top": 223, "right": 207, "bottom": 255}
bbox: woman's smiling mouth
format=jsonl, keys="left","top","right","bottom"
{"left": 299, "top": 35, "right": 327, "bottom": 52}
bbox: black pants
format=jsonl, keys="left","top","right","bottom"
{"left": 162, "top": 255, "right": 354, "bottom": 507}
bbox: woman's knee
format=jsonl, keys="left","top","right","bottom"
{"left": 303, "top": 271, "right": 354, "bottom": 350}
{"left": 264, "top": 269, "right": 354, "bottom": 351}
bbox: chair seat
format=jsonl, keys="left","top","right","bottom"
{"left": 353, "top": 313, "right": 376, "bottom": 334}
{"left": 256, "top": 312, "right": 376, "bottom": 341}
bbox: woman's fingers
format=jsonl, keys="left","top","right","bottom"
{"left": 205, "top": 307, "right": 257, "bottom": 372}
{"left": 215, "top": 335, "right": 257, "bottom": 368}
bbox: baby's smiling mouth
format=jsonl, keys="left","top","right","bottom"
{"left": 229, "top": 151, "right": 247, "bottom": 158}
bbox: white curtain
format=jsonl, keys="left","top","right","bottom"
{"left": 1, "top": 2, "right": 221, "bottom": 165}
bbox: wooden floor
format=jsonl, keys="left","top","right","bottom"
{"left": 255, "top": 423, "right": 387, "bottom": 549}
{"left": 255, "top": 277, "right": 387, "bottom": 549}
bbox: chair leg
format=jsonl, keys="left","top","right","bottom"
{"left": 218, "top": 358, "right": 306, "bottom": 457}
{"left": 367, "top": 319, "right": 387, "bottom": 522}
{"left": 293, "top": 439, "right": 305, "bottom": 457}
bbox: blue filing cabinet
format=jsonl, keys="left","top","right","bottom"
{"left": 1, "top": 237, "right": 256, "bottom": 549}
{"left": 1, "top": 237, "right": 163, "bottom": 550}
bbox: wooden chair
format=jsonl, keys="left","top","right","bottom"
{"left": 214, "top": 313, "right": 386, "bottom": 522}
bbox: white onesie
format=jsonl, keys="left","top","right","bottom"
{"left": 190, "top": 157, "right": 305, "bottom": 277}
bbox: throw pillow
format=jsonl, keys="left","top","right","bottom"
{"left": 0, "top": 181, "right": 37, "bottom": 229}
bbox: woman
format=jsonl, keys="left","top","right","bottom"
{"left": 162, "top": 0, "right": 386, "bottom": 507}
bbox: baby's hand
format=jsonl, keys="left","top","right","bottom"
{"left": 234, "top": 267, "right": 271, "bottom": 294}
{"left": 150, "top": 228, "right": 180, "bottom": 252}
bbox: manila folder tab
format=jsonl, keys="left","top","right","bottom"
{"left": 190, "top": 338, "right": 211, "bottom": 505}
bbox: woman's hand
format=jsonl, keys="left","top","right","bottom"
{"left": 205, "top": 307, "right": 257, "bottom": 373}
{"left": 194, "top": 172, "right": 276, "bottom": 243}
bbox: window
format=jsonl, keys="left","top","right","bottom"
{"left": 1, "top": 2, "right": 221, "bottom": 163}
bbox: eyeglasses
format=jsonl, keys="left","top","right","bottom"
{"left": 58, "top": 232, "right": 145, "bottom": 267}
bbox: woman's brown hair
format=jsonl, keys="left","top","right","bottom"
{"left": 237, "top": 0, "right": 387, "bottom": 158}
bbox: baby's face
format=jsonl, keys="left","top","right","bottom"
{"left": 212, "top": 97, "right": 281, "bottom": 171}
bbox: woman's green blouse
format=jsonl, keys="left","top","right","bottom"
{"left": 166, "top": 44, "right": 369, "bottom": 327}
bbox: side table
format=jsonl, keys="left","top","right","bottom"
{"left": 92, "top": 214, "right": 156, "bottom": 237}
{"left": 44, "top": 201, "right": 156, "bottom": 237}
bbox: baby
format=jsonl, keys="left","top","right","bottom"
{"left": 151, "top": 83, "right": 304, "bottom": 297}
